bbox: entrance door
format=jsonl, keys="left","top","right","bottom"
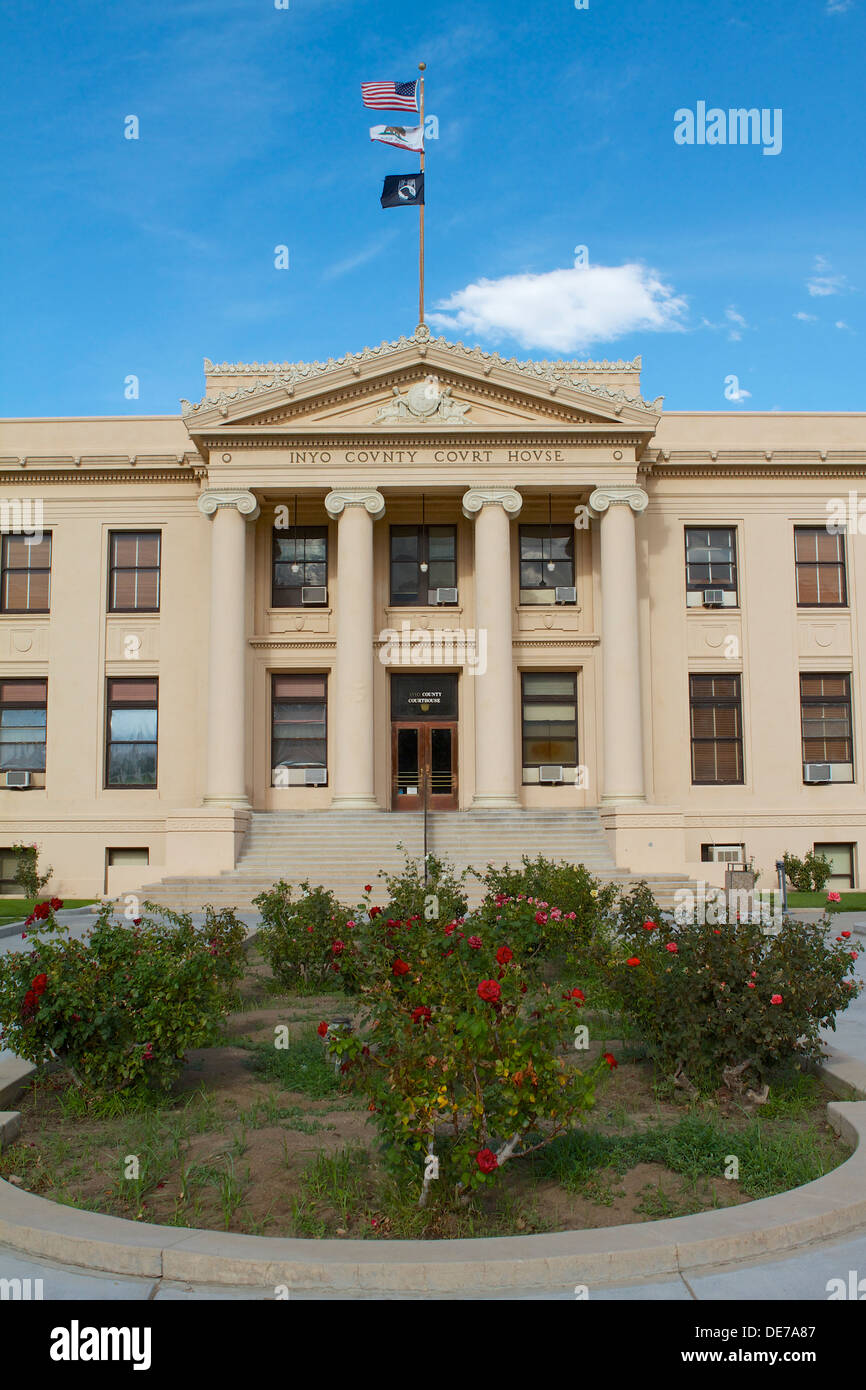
{"left": 391, "top": 722, "right": 458, "bottom": 810}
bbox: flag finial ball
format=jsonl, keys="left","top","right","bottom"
{"left": 418, "top": 62, "right": 426, "bottom": 71}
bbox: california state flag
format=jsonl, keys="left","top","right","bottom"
{"left": 369, "top": 123, "right": 424, "bottom": 153}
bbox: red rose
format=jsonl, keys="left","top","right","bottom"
{"left": 468, "top": 935, "right": 483, "bottom": 949}
{"left": 603, "top": 1052, "right": 618, "bottom": 1069}
{"left": 665, "top": 942, "right": 678, "bottom": 954}
{"left": 569, "top": 987, "right": 585, "bottom": 1004}
{"left": 132, "top": 917, "right": 142, "bottom": 926}
{"left": 392, "top": 958, "right": 410, "bottom": 976}
{"left": 411, "top": 1005, "right": 432, "bottom": 1025}
{"left": 364, "top": 884, "right": 372, "bottom": 893}
{"left": 475, "top": 1148, "right": 499, "bottom": 1174}
{"left": 643, "top": 919, "right": 656, "bottom": 931}
{"left": 626, "top": 957, "right": 640, "bottom": 967}
{"left": 317, "top": 1021, "right": 329, "bottom": 1037}
{"left": 369, "top": 906, "right": 382, "bottom": 918}
{"left": 535, "top": 910, "right": 548, "bottom": 925}
{"left": 477, "top": 979, "right": 501, "bottom": 1003}
{"left": 496, "top": 946, "right": 513, "bottom": 965}
{"left": 331, "top": 940, "right": 344, "bottom": 955}
{"left": 49, "top": 897, "right": 63, "bottom": 911}
{"left": 747, "top": 982, "right": 755, "bottom": 989}
{"left": 444, "top": 923, "right": 456, "bottom": 936}
{"left": 770, "top": 994, "right": 783, "bottom": 1005}
{"left": 31, "top": 973, "right": 48, "bottom": 995}
{"left": 841, "top": 930, "right": 852, "bottom": 939}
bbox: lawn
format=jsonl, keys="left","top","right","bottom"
{"left": 0, "top": 898, "right": 96, "bottom": 923}
{"left": 760, "top": 890, "right": 866, "bottom": 912}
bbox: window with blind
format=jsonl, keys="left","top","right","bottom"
{"left": 689, "top": 674, "right": 744, "bottom": 784}
{"left": 0, "top": 849, "right": 22, "bottom": 895}
{"left": 105, "top": 678, "right": 158, "bottom": 787}
{"left": 794, "top": 527, "right": 847, "bottom": 607}
{"left": 0, "top": 680, "right": 47, "bottom": 771}
{"left": 521, "top": 672, "right": 578, "bottom": 772}
{"left": 684, "top": 527, "right": 738, "bottom": 599}
{"left": 800, "top": 673, "right": 853, "bottom": 777}
{"left": 1, "top": 534, "right": 52, "bottom": 613}
{"left": 272, "top": 528, "right": 328, "bottom": 607}
{"left": 108, "top": 532, "right": 161, "bottom": 612}
{"left": 271, "top": 674, "right": 327, "bottom": 782}
{"left": 390, "top": 526, "right": 457, "bottom": 605}
{"left": 519, "top": 525, "right": 575, "bottom": 597}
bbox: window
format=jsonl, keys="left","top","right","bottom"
{"left": 795, "top": 528, "right": 847, "bottom": 607}
{"left": 519, "top": 525, "right": 575, "bottom": 599}
{"left": 390, "top": 526, "right": 456, "bottom": 605}
{"left": 684, "top": 527, "right": 738, "bottom": 604}
{"left": 800, "top": 673, "right": 853, "bottom": 778}
{"left": 521, "top": 672, "right": 577, "bottom": 772}
{"left": 1, "top": 534, "right": 51, "bottom": 613}
{"left": 105, "top": 679, "right": 158, "bottom": 787}
{"left": 271, "top": 674, "right": 327, "bottom": 784}
{"left": 0, "top": 680, "right": 47, "bottom": 772}
{"left": 0, "top": 849, "right": 23, "bottom": 895}
{"left": 689, "top": 674, "right": 744, "bottom": 784}
{"left": 106, "top": 847, "right": 150, "bottom": 866}
{"left": 272, "top": 527, "right": 328, "bottom": 607}
{"left": 814, "top": 842, "right": 855, "bottom": 891}
{"left": 108, "top": 532, "right": 160, "bottom": 612}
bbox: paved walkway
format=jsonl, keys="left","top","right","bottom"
{"left": 0, "top": 911, "right": 864, "bottom": 1299}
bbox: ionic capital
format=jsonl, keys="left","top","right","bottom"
{"left": 324, "top": 488, "right": 386, "bottom": 520}
{"left": 588, "top": 486, "right": 648, "bottom": 516}
{"left": 461, "top": 487, "right": 523, "bottom": 521}
{"left": 197, "top": 489, "right": 260, "bottom": 520}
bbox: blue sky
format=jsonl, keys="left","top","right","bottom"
{"left": 1, "top": 0, "right": 863, "bottom": 416}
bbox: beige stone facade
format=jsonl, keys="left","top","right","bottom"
{"left": 0, "top": 327, "right": 864, "bottom": 898}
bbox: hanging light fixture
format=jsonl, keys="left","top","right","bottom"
{"left": 546, "top": 492, "right": 556, "bottom": 572}
{"left": 419, "top": 493, "right": 429, "bottom": 572}
{"left": 290, "top": 494, "right": 300, "bottom": 572}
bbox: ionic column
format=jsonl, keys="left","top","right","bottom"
{"left": 197, "top": 489, "right": 260, "bottom": 806}
{"left": 462, "top": 487, "right": 523, "bottom": 808}
{"left": 324, "top": 488, "right": 385, "bottom": 808}
{"left": 588, "top": 486, "right": 648, "bottom": 804}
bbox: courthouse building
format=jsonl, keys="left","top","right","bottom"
{"left": 0, "top": 325, "right": 864, "bottom": 902}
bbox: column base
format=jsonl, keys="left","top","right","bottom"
{"left": 202, "top": 795, "right": 252, "bottom": 809}
{"left": 471, "top": 794, "right": 521, "bottom": 810}
{"left": 329, "top": 795, "right": 382, "bottom": 811}
{"left": 600, "top": 794, "right": 647, "bottom": 807}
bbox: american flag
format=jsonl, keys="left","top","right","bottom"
{"left": 361, "top": 80, "right": 419, "bottom": 112}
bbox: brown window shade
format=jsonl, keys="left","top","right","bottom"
{"left": 689, "top": 672, "right": 744, "bottom": 784}
{"left": 273, "top": 675, "right": 327, "bottom": 699}
{"left": 108, "top": 531, "right": 161, "bottom": 612}
{"left": 3, "top": 572, "right": 30, "bottom": 608}
{"left": 108, "top": 679, "right": 158, "bottom": 704}
{"left": 0, "top": 681, "right": 46, "bottom": 704}
{"left": 801, "top": 674, "right": 849, "bottom": 699}
{"left": 795, "top": 527, "right": 847, "bottom": 607}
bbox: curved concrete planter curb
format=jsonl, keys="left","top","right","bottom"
{"left": 1, "top": 1048, "right": 864, "bottom": 1295}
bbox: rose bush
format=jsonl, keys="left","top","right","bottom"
{"left": 10, "top": 841, "right": 52, "bottom": 901}
{"left": 252, "top": 879, "right": 354, "bottom": 991}
{"left": 323, "top": 905, "right": 608, "bottom": 1204}
{"left": 474, "top": 855, "right": 618, "bottom": 965}
{"left": 0, "top": 902, "right": 246, "bottom": 1093}
{"left": 610, "top": 910, "right": 861, "bottom": 1090}
{"left": 782, "top": 850, "right": 833, "bottom": 894}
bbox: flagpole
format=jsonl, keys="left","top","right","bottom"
{"left": 418, "top": 61, "right": 426, "bottom": 326}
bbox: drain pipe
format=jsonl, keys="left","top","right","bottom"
{"left": 775, "top": 859, "right": 788, "bottom": 916}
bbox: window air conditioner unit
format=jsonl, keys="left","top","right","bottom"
{"left": 709, "top": 845, "right": 744, "bottom": 863}
{"left": 301, "top": 586, "right": 327, "bottom": 605}
{"left": 5, "top": 770, "right": 31, "bottom": 788}
{"left": 429, "top": 587, "right": 458, "bottom": 605}
{"left": 538, "top": 765, "right": 564, "bottom": 784}
{"left": 804, "top": 763, "right": 832, "bottom": 784}
{"left": 703, "top": 589, "right": 725, "bottom": 607}
{"left": 304, "top": 769, "right": 327, "bottom": 786}
{"left": 555, "top": 586, "right": 577, "bottom": 604}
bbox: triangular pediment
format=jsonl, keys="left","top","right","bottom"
{"left": 181, "top": 330, "right": 662, "bottom": 444}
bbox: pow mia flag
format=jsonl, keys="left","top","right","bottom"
{"left": 380, "top": 173, "right": 425, "bottom": 208}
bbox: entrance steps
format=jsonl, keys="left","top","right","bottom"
{"left": 139, "top": 808, "right": 695, "bottom": 912}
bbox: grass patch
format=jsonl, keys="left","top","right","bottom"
{"left": 0, "top": 898, "right": 96, "bottom": 921}
{"left": 247, "top": 1032, "right": 342, "bottom": 1098}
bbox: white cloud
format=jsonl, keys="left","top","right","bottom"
{"left": 428, "top": 263, "right": 687, "bottom": 353}
{"left": 321, "top": 236, "right": 396, "bottom": 282}
{"left": 725, "top": 306, "right": 749, "bottom": 341}
{"left": 835, "top": 320, "right": 852, "bottom": 330}
{"left": 807, "top": 255, "right": 848, "bottom": 297}
{"left": 826, "top": 0, "right": 853, "bottom": 13}
{"left": 794, "top": 311, "right": 817, "bottom": 321}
